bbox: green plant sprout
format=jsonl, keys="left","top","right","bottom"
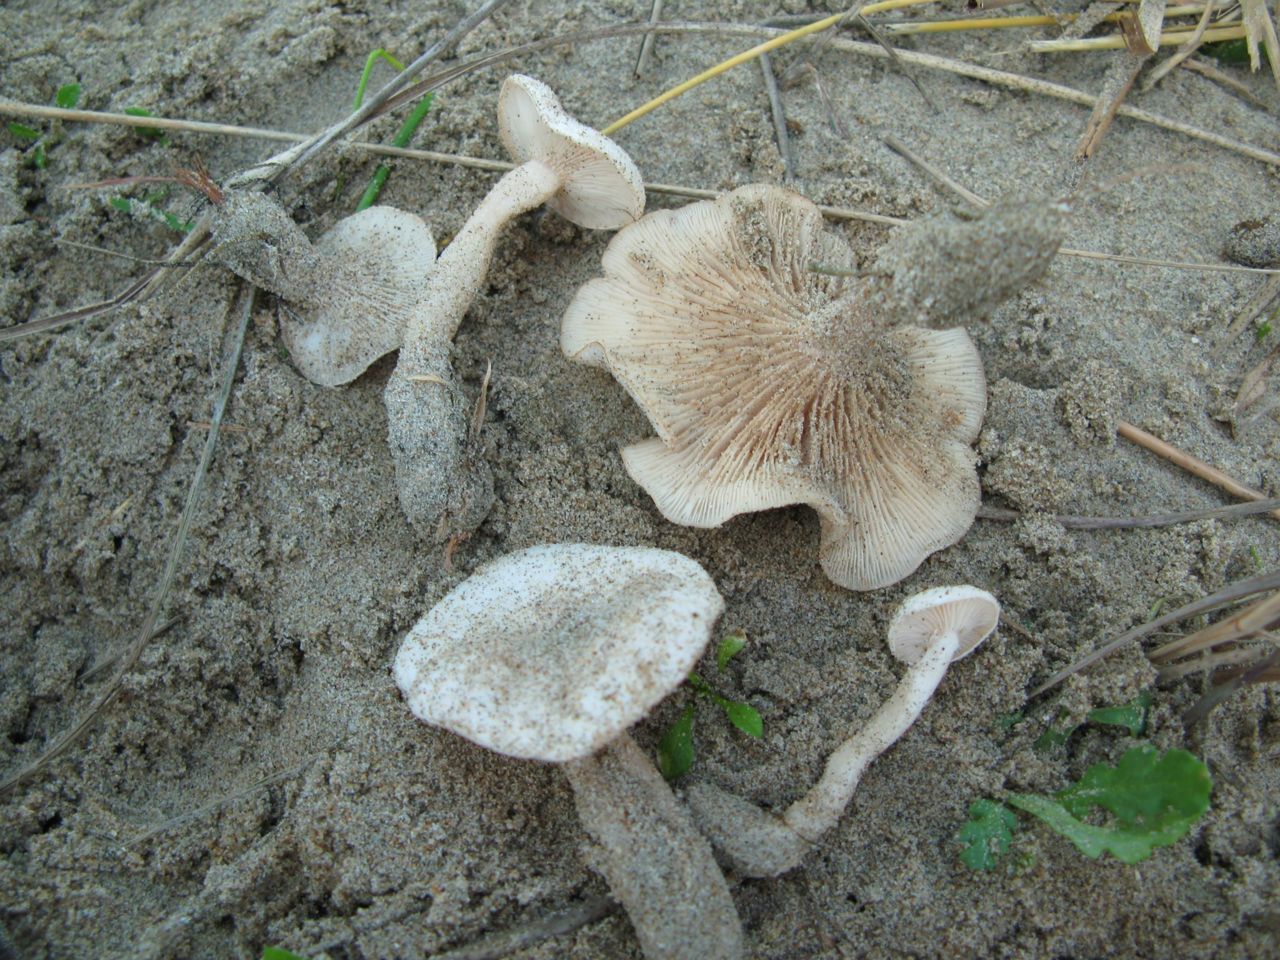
{"left": 350, "top": 49, "right": 435, "bottom": 211}
{"left": 108, "top": 187, "right": 194, "bottom": 233}
{"left": 657, "top": 631, "right": 763, "bottom": 780}
{"left": 7, "top": 82, "right": 81, "bottom": 168}
{"left": 957, "top": 798, "right": 1016, "bottom": 871}
{"left": 958, "top": 746, "right": 1212, "bottom": 870}
{"left": 122, "top": 107, "right": 170, "bottom": 145}
{"left": 262, "top": 947, "right": 310, "bottom": 960}
{"left": 1032, "top": 691, "right": 1151, "bottom": 751}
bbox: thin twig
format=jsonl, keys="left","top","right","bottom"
{"left": 5, "top": 21, "right": 1280, "bottom": 167}
{"left": 976, "top": 496, "right": 1280, "bottom": 529}
{"left": 759, "top": 52, "right": 796, "bottom": 182}
{"left": 1142, "top": 0, "right": 1218, "bottom": 90}
{"left": 127, "top": 753, "right": 325, "bottom": 846}
{"left": 1182, "top": 56, "right": 1273, "bottom": 110}
{"left": 1028, "top": 569, "right": 1280, "bottom": 697}
{"left": 237, "top": 0, "right": 514, "bottom": 187}
{"left": 432, "top": 896, "right": 618, "bottom": 960}
{"left": 1184, "top": 648, "right": 1280, "bottom": 725}
{"left": 0, "top": 285, "right": 255, "bottom": 796}
{"left": 3, "top": 105, "right": 1277, "bottom": 275}
{"left": 1116, "top": 420, "right": 1280, "bottom": 519}
{"left": 880, "top": 133, "right": 988, "bottom": 207}
{"left": 634, "top": 0, "right": 666, "bottom": 77}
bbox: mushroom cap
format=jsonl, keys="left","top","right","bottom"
{"left": 393, "top": 544, "right": 723, "bottom": 763}
{"left": 561, "top": 184, "right": 987, "bottom": 591}
{"left": 281, "top": 206, "right": 436, "bottom": 387}
{"left": 886, "top": 585, "right": 1000, "bottom": 665}
{"left": 497, "top": 74, "right": 645, "bottom": 231}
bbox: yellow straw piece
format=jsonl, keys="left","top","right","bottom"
{"left": 603, "top": 0, "right": 935, "bottom": 135}
{"left": 886, "top": 4, "right": 1225, "bottom": 35}
{"left": 1031, "top": 24, "right": 1245, "bottom": 52}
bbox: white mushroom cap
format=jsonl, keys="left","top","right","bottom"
{"left": 498, "top": 74, "right": 645, "bottom": 230}
{"left": 282, "top": 206, "right": 436, "bottom": 387}
{"left": 887, "top": 585, "right": 1000, "bottom": 665}
{"left": 393, "top": 544, "right": 723, "bottom": 763}
{"left": 561, "top": 184, "right": 987, "bottom": 591}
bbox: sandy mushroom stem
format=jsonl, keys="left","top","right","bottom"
{"left": 384, "top": 159, "right": 559, "bottom": 535}
{"left": 563, "top": 734, "right": 744, "bottom": 960}
{"left": 782, "top": 629, "right": 962, "bottom": 842}
{"left": 400, "top": 158, "right": 562, "bottom": 364}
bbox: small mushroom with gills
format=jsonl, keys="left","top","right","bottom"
{"left": 393, "top": 544, "right": 743, "bottom": 960}
{"left": 686, "top": 585, "right": 1000, "bottom": 877}
{"left": 384, "top": 74, "right": 645, "bottom": 539}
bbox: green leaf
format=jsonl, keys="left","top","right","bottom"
{"left": 1033, "top": 724, "right": 1075, "bottom": 752}
{"left": 32, "top": 142, "right": 46, "bottom": 169}
{"left": 1006, "top": 746, "right": 1212, "bottom": 864}
{"left": 1203, "top": 38, "right": 1249, "bottom": 64}
{"left": 716, "top": 632, "right": 747, "bottom": 672}
{"left": 108, "top": 196, "right": 133, "bottom": 213}
{"left": 957, "top": 799, "right": 1017, "bottom": 871}
{"left": 56, "top": 83, "right": 81, "bottom": 109}
{"left": 124, "top": 106, "right": 167, "bottom": 142}
{"left": 8, "top": 122, "right": 41, "bottom": 141}
{"left": 262, "top": 949, "right": 311, "bottom": 960}
{"left": 657, "top": 705, "right": 695, "bottom": 780}
{"left": 722, "top": 700, "right": 763, "bottom": 738}
{"left": 1087, "top": 692, "right": 1151, "bottom": 737}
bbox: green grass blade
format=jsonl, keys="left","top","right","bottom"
{"left": 352, "top": 49, "right": 406, "bottom": 110}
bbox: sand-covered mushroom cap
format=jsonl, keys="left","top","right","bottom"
{"left": 561, "top": 184, "right": 986, "bottom": 591}
{"left": 887, "top": 584, "right": 1000, "bottom": 665}
{"left": 210, "top": 192, "right": 436, "bottom": 387}
{"left": 393, "top": 544, "right": 724, "bottom": 763}
{"left": 281, "top": 205, "right": 436, "bottom": 386}
{"left": 498, "top": 74, "right": 645, "bottom": 230}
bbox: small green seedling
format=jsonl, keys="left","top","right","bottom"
{"left": 657, "top": 632, "right": 763, "bottom": 780}
{"left": 958, "top": 746, "right": 1212, "bottom": 869}
{"left": 262, "top": 948, "right": 311, "bottom": 960}
{"left": 957, "top": 798, "right": 1017, "bottom": 871}
{"left": 1033, "top": 692, "right": 1151, "bottom": 751}
{"left": 108, "top": 187, "right": 194, "bottom": 233}
{"left": 7, "top": 82, "right": 81, "bottom": 168}
{"left": 122, "top": 107, "right": 170, "bottom": 145}
{"left": 350, "top": 49, "right": 435, "bottom": 211}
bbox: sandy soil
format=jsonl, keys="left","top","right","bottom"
{"left": 2, "top": 2, "right": 1279, "bottom": 958}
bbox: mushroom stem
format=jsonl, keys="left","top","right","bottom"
{"left": 563, "top": 733, "right": 743, "bottom": 960}
{"left": 384, "top": 158, "right": 559, "bottom": 535}
{"left": 399, "top": 159, "right": 561, "bottom": 366}
{"left": 782, "top": 629, "right": 961, "bottom": 841}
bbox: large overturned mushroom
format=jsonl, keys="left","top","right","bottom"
{"left": 393, "top": 544, "right": 743, "bottom": 960}
{"left": 562, "top": 184, "right": 1053, "bottom": 590}
{"left": 385, "top": 74, "right": 645, "bottom": 539}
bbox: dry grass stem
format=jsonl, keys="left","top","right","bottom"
{"left": 1149, "top": 590, "right": 1280, "bottom": 663}
{"left": 1156, "top": 646, "right": 1268, "bottom": 681}
{"left": 880, "top": 133, "right": 989, "bottom": 207}
{"left": 1116, "top": 420, "right": 1280, "bottom": 519}
{"left": 1182, "top": 56, "right": 1274, "bottom": 109}
{"left": 1030, "top": 569, "right": 1280, "bottom": 696}
{"left": 1032, "top": 25, "right": 1244, "bottom": 52}
{"left": 0, "top": 285, "right": 256, "bottom": 796}
{"left": 634, "top": 0, "right": 665, "bottom": 77}
{"left": 1075, "top": 0, "right": 1166, "bottom": 160}
{"left": 1142, "top": 0, "right": 1218, "bottom": 90}
{"left": 977, "top": 496, "right": 1280, "bottom": 529}
{"left": 759, "top": 52, "right": 797, "bottom": 182}
{"left": 1220, "top": 273, "right": 1280, "bottom": 347}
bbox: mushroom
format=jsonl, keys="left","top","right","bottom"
{"left": 209, "top": 191, "right": 437, "bottom": 386}
{"left": 561, "top": 184, "right": 997, "bottom": 591}
{"left": 393, "top": 544, "right": 743, "bottom": 960}
{"left": 384, "top": 74, "right": 645, "bottom": 538}
{"left": 686, "top": 585, "right": 1000, "bottom": 877}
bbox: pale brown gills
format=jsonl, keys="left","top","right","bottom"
{"left": 562, "top": 185, "right": 987, "bottom": 590}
